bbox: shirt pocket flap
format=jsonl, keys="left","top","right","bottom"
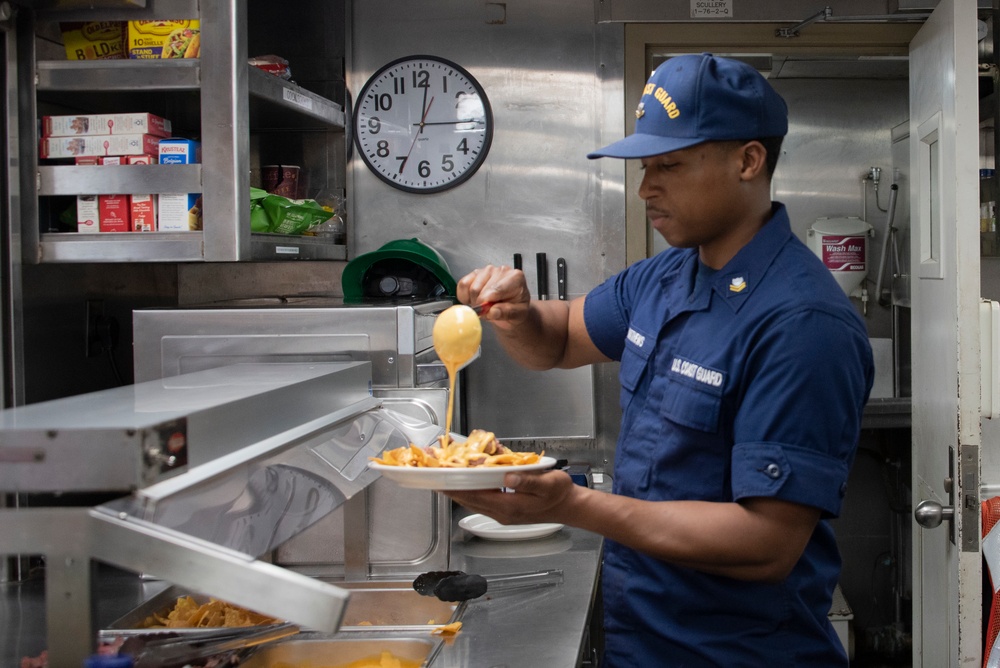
{"left": 662, "top": 358, "right": 725, "bottom": 432}
{"left": 620, "top": 326, "right": 653, "bottom": 392}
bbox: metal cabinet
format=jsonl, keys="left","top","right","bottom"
{"left": 14, "top": 0, "right": 346, "bottom": 263}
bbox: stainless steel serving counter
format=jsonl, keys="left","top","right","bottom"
{"left": 2, "top": 509, "right": 604, "bottom": 668}
{"left": 428, "top": 510, "right": 604, "bottom": 667}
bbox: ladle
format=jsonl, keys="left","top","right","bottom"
{"left": 412, "top": 568, "right": 564, "bottom": 602}
{"left": 432, "top": 304, "right": 482, "bottom": 366}
{"left": 470, "top": 301, "right": 495, "bottom": 316}
{"left": 432, "top": 304, "right": 483, "bottom": 438}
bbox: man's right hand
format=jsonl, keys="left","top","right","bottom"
{"left": 456, "top": 264, "right": 532, "bottom": 331}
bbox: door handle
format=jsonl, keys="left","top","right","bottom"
{"left": 915, "top": 500, "right": 955, "bottom": 529}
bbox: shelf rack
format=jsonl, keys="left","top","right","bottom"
{"left": 19, "top": 1, "right": 347, "bottom": 262}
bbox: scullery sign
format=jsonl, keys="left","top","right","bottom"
{"left": 691, "top": 0, "right": 733, "bottom": 18}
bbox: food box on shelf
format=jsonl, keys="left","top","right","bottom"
{"left": 158, "top": 139, "right": 202, "bottom": 231}
{"left": 43, "top": 113, "right": 172, "bottom": 139}
{"left": 40, "top": 134, "right": 161, "bottom": 159}
{"left": 98, "top": 194, "right": 129, "bottom": 232}
{"left": 131, "top": 195, "right": 157, "bottom": 232}
{"left": 127, "top": 154, "right": 158, "bottom": 231}
{"left": 60, "top": 21, "right": 126, "bottom": 61}
{"left": 127, "top": 20, "right": 200, "bottom": 59}
{"left": 97, "top": 156, "right": 127, "bottom": 232}
{"left": 76, "top": 195, "right": 99, "bottom": 234}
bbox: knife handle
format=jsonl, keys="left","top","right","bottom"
{"left": 556, "top": 258, "right": 567, "bottom": 300}
{"left": 513, "top": 253, "right": 522, "bottom": 271}
{"left": 536, "top": 252, "right": 548, "bottom": 300}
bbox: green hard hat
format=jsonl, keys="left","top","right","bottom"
{"left": 342, "top": 238, "right": 457, "bottom": 302}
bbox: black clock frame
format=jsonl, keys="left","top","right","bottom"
{"left": 353, "top": 55, "right": 495, "bottom": 194}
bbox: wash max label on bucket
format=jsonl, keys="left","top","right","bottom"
{"left": 820, "top": 235, "right": 867, "bottom": 272}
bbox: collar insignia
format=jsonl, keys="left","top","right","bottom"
{"left": 729, "top": 277, "right": 747, "bottom": 293}
{"left": 635, "top": 102, "right": 645, "bottom": 120}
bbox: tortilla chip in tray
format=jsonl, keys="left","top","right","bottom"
{"left": 101, "top": 585, "right": 285, "bottom": 640}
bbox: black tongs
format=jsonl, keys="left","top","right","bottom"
{"left": 413, "top": 568, "right": 563, "bottom": 602}
{"left": 127, "top": 622, "right": 298, "bottom": 667}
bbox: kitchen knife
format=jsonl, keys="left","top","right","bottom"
{"left": 536, "top": 252, "right": 548, "bottom": 300}
{"left": 557, "top": 257, "right": 567, "bottom": 300}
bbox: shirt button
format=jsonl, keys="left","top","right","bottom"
{"left": 765, "top": 463, "right": 781, "bottom": 479}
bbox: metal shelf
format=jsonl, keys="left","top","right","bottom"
{"left": 37, "top": 231, "right": 346, "bottom": 263}
{"left": 251, "top": 233, "right": 348, "bottom": 261}
{"left": 36, "top": 59, "right": 200, "bottom": 91}
{"left": 36, "top": 61, "right": 346, "bottom": 131}
{"left": 39, "top": 231, "right": 205, "bottom": 263}
{"left": 247, "top": 65, "right": 346, "bottom": 130}
{"left": 22, "top": 1, "right": 346, "bottom": 263}
{"left": 38, "top": 164, "right": 202, "bottom": 195}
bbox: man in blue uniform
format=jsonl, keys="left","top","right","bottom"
{"left": 447, "top": 53, "right": 874, "bottom": 666}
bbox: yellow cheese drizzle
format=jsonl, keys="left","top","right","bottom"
{"left": 432, "top": 305, "right": 482, "bottom": 444}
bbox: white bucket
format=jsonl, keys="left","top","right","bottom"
{"left": 806, "top": 217, "right": 874, "bottom": 296}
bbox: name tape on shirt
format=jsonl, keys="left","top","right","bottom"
{"left": 670, "top": 356, "right": 724, "bottom": 388}
{"left": 627, "top": 328, "right": 646, "bottom": 348}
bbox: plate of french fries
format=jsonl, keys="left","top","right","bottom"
{"left": 368, "top": 429, "right": 555, "bottom": 490}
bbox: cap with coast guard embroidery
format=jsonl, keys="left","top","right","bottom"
{"left": 588, "top": 53, "right": 787, "bottom": 160}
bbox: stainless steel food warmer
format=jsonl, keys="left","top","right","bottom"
{"left": 132, "top": 297, "right": 457, "bottom": 581}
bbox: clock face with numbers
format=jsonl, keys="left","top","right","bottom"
{"left": 354, "top": 55, "right": 494, "bottom": 193}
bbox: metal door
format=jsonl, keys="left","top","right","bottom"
{"left": 909, "top": 0, "right": 981, "bottom": 664}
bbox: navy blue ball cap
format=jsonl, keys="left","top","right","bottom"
{"left": 588, "top": 53, "right": 788, "bottom": 160}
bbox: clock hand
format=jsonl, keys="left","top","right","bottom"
{"left": 401, "top": 95, "right": 435, "bottom": 173}
{"left": 418, "top": 85, "right": 429, "bottom": 130}
{"left": 413, "top": 119, "right": 482, "bottom": 126}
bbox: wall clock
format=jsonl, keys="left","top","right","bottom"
{"left": 354, "top": 55, "right": 494, "bottom": 193}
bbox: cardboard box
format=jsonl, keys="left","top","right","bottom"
{"left": 131, "top": 194, "right": 157, "bottom": 232}
{"left": 158, "top": 139, "right": 202, "bottom": 231}
{"left": 75, "top": 156, "right": 134, "bottom": 165}
{"left": 157, "top": 193, "right": 200, "bottom": 231}
{"left": 60, "top": 21, "right": 126, "bottom": 61}
{"left": 41, "top": 134, "right": 160, "bottom": 159}
{"left": 43, "top": 113, "right": 171, "bottom": 138}
{"left": 128, "top": 154, "right": 158, "bottom": 230}
{"left": 99, "top": 194, "right": 130, "bottom": 232}
{"left": 127, "top": 20, "right": 200, "bottom": 59}
{"left": 158, "top": 138, "right": 200, "bottom": 164}
{"left": 77, "top": 195, "right": 99, "bottom": 233}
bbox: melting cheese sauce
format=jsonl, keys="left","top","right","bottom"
{"left": 432, "top": 304, "right": 482, "bottom": 440}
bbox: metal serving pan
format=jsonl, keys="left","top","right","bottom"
{"left": 239, "top": 632, "right": 445, "bottom": 668}
{"left": 103, "top": 582, "right": 465, "bottom": 637}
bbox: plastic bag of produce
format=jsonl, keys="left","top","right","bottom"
{"left": 260, "top": 194, "right": 333, "bottom": 235}
{"left": 250, "top": 187, "right": 273, "bottom": 232}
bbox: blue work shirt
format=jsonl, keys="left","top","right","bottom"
{"left": 584, "top": 203, "right": 874, "bottom": 667}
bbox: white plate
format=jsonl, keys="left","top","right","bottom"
{"left": 368, "top": 456, "right": 557, "bottom": 491}
{"left": 458, "top": 513, "right": 564, "bottom": 541}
